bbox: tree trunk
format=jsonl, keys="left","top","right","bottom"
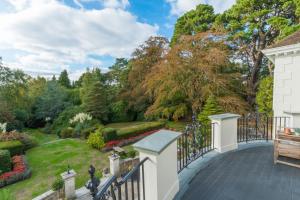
{"left": 248, "top": 52, "right": 264, "bottom": 107}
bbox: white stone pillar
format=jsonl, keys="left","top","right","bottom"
{"left": 61, "top": 169, "right": 76, "bottom": 200}
{"left": 209, "top": 113, "right": 240, "bottom": 153}
{"left": 109, "top": 154, "right": 120, "bottom": 176}
{"left": 133, "top": 129, "right": 181, "bottom": 200}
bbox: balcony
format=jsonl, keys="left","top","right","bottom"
{"left": 179, "top": 143, "right": 300, "bottom": 200}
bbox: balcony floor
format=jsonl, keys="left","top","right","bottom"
{"left": 182, "top": 145, "right": 300, "bottom": 200}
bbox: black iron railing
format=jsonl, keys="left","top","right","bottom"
{"left": 94, "top": 157, "right": 148, "bottom": 200}
{"left": 237, "top": 114, "right": 290, "bottom": 142}
{"left": 177, "top": 117, "right": 215, "bottom": 173}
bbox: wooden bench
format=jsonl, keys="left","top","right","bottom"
{"left": 274, "top": 133, "right": 300, "bottom": 168}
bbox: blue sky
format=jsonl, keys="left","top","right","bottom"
{"left": 0, "top": 0, "right": 235, "bottom": 80}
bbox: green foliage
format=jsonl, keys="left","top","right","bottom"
{"left": 52, "top": 177, "right": 64, "bottom": 191}
{"left": 0, "top": 189, "right": 15, "bottom": 200}
{"left": 87, "top": 129, "right": 105, "bottom": 150}
{"left": 34, "top": 81, "right": 70, "bottom": 123}
{"left": 0, "top": 140, "right": 24, "bottom": 156}
{"left": 0, "top": 131, "right": 37, "bottom": 150}
{"left": 51, "top": 106, "right": 83, "bottom": 135}
{"left": 60, "top": 127, "right": 74, "bottom": 138}
{"left": 0, "top": 150, "right": 11, "bottom": 173}
{"left": 58, "top": 70, "right": 71, "bottom": 88}
{"left": 171, "top": 4, "right": 216, "bottom": 45}
{"left": 102, "top": 127, "right": 118, "bottom": 142}
{"left": 116, "top": 121, "right": 165, "bottom": 139}
{"left": 198, "top": 95, "right": 223, "bottom": 125}
{"left": 109, "top": 101, "right": 130, "bottom": 122}
{"left": 127, "top": 150, "right": 136, "bottom": 158}
{"left": 218, "top": 0, "right": 299, "bottom": 105}
{"left": 80, "top": 69, "right": 108, "bottom": 122}
{"left": 256, "top": 76, "right": 273, "bottom": 116}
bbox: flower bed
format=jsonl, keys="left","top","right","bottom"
{"left": 0, "top": 155, "right": 31, "bottom": 188}
{"left": 103, "top": 129, "right": 160, "bottom": 151}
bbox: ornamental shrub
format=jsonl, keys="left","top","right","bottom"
{"left": 51, "top": 106, "right": 83, "bottom": 136}
{"left": 198, "top": 95, "right": 223, "bottom": 125}
{"left": 60, "top": 127, "right": 74, "bottom": 138}
{"left": 0, "top": 150, "right": 11, "bottom": 174}
{"left": 0, "top": 141, "right": 24, "bottom": 156}
{"left": 87, "top": 129, "right": 105, "bottom": 150}
{"left": 256, "top": 76, "right": 273, "bottom": 116}
{"left": 52, "top": 177, "right": 64, "bottom": 191}
{"left": 0, "top": 131, "right": 37, "bottom": 150}
{"left": 102, "top": 128, "right": 118, "bottom": 142}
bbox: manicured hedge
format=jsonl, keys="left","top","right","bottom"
{"left": 102, "top": 128, "right": 118, "bottom": 142}
{"left": 0, "top": 141, "right": 24, "bottom": 156}
{"left": 0, "top": 150, "right": 11, "bottom": 174}
{"left": 116, "top": 121, "right": 165, "bottom": 139}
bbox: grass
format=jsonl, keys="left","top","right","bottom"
{"left": 24, "top": 128, "right": 58, "bottom": 145}
{"left": 165, "top": 121, "right": 188, "bottom": 131}
{"left": 1, "top": 137, "right": 110, "bottom": 200}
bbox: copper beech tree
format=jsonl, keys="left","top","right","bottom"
{"left": 144, "top": 32, "right": 249, "bottom": 121}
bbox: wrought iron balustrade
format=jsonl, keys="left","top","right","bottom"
{"left": 237, "top": 114, "right": 290, "bottom": 143}
{"left": 177, "top": 116, "right": 215, "bottom": 173}
{"left": 93, "top": 157, "right": 148, "bottom": 200}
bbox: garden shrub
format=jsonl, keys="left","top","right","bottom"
{"left": 102, "top": 128, "right": 118, "bottom": 142}
{"left": 116, "top": 121, "right": 165, "bottom": 139}
{"left": 0, "top": 141, "right": 24, "bottom": 156}
{"left": 87, "top": 129, "right": 105, "bottom": 150}
{"left": 0, "top": 150, "right": 11, "bottom": 174}
{"left": 81, "top": 123, "right": 104, "bottom": 139}
{"left": 0, "top": 131, "right": 37, "bottom": 151}
{"left": 51, "top": 106, "right": 83, "bottom": 136}
{"left": 60, "top": 127, "right": 74, "bottom": 138}
{"left": 0, "top": 155, "right": 31, "bottom": 188}
{"left": 52, "top": 177, "right": 64, "bottom": 191}
{"left": 127, "top": 150, "right": 137, "bottom": 158}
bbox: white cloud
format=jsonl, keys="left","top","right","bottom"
{"left": 74, "top": 0, "right": 130, "bottom": 9}
{"left": 167, "top": 0, "right": 235, "bottom": 16}
{"left": 0, "top": 0, "right": 157, "bottom": 79}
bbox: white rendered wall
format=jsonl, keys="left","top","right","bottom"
{"left": 273, "top": 53, "right": 300, "bottom": 127}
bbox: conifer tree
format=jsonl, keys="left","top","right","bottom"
{"left": 198, "top": 95, "right": 223, "bottom": 125}
{"left": 58, "top": 70, "right": 71, "bottom": 88}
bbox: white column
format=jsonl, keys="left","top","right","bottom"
{"left": 109, "top": 154, "right": 120, "bottom": 176}
{"left": 61, "top": 169, "right": 76, "bottom": 200}
{"left": 209, "top": 113, "right": 240, "bottom": 153}
{"left": 133, "top": 129, "right": 181, "bottom": 200}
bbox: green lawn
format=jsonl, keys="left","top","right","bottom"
{"left": 2, "top": 137, "right": 110, "bottom": 200}
{"left": 25, "top": 128, "right": 58, "bottom": 145}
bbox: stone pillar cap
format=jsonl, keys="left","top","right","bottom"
{"left": 133, "top": 129, "right": 181, "bottom": 155}
{"left": 61, "top": 169, "right": 76, "bottom": 180}
{"left": 209, "top": 113, "right": 241, "bottom": 121}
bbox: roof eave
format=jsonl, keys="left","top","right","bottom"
{"left": 262, "top": 43, "right": 300, "bottom": 63}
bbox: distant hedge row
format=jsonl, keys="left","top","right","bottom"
{"left": 0, "top": 141, "right": 24, "bottom": 156}
{"left": 111, "top": 121, "right": 165, "bottom": 141}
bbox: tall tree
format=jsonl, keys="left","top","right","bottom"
{"left": 121, "top": 36, "right": 169, "bottom": 120}
{"left": 80, "top": 68, "right": 108, "bottom": 121}
{"left": 217, "top": 0, "right": 299, "bottom": 106}
{"left": 58, "top": 70, "right": 71, "bottom": 88}
{"left": 34, "top": 81, "right": 69, "bottom": 122}
{"left": 171, "top": 4, "right": 216, "bottom": 45}
{"left": 144, "top": 32, "right": 248, "bottom": 120}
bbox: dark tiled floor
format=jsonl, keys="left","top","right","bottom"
{"left": 182, "top": 146, "right": 300, "bottom": 200}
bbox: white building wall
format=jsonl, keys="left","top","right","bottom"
{"left": 273, "top": 53, "right": 300, "bottom": 127}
